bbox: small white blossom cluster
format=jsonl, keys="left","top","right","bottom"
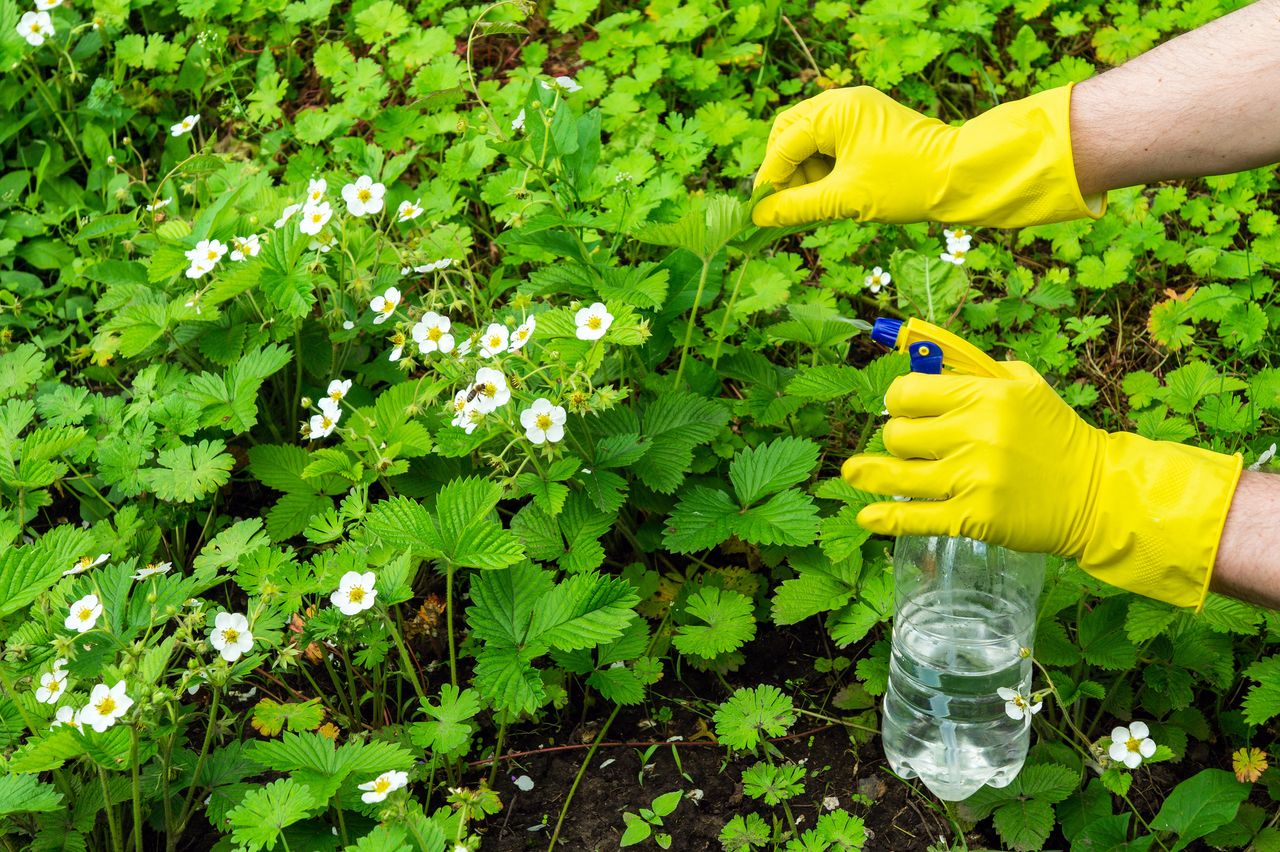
{"left": 941, "top": 228, "right": 972, "bottom": 266}
{"left": 400, "top": 258, "right": 455, "bottom": 276}
{"left": 16, "top": 1, "right": 57, "bottom": 48}
{"left": 37, "top": 655, "right": 134, "bottom": 734}
{"left": 1109, "top": 721, "right": 1158, "bottom": 769}
{"left": 331, "top": 571, "right": 377, "bottom": 616}
{"left": 304, "top": 378, "right": 351, "bottom": 440}
{"left": 864, "top": 266, "right": 890, "bottom": 294}
{"left": 358, "top": 769, "right": 407, "bottom": 803}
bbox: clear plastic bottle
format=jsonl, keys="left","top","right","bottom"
{"left": 880, "top": 535, "right": 1045, "bottom": 801}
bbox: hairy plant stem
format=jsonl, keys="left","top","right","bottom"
{"left": 675, "top": 258, "right": 713, "bottom": 387}
{"left": 445, "top": 560, "right": 459, "bottom": 688}
{"left": 130, "top": 727, "right": 144, "bottom": 852}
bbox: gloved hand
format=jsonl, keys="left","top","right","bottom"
{"left": 752, "top": 84, "right": 1106, "bottom": 229}
{"left": 840, "top": 361, "right": 1242, "bottom": 610}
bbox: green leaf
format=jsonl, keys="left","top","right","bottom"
{"left": 467, "top": 562, "right": 555, "bottom": 647}
{"left": 771, "top": 553, "right": 857, "bottom": 626}
{"left": 1150, "top": 769, "right": 1249, "bottom": 851}
{"left": 673, "top": 587, "right": 756, "bottom": 660}
{"left": 527, "top": 572, "right": 639, "bottom": 653}
{"left": 0, "top": 773, "right": 63, "bottom": 816}
{"left": 433, "top": 477, "right": 525, "bottom": 570}
{"left": 732, "top": 489, "right": 820, "bottom": 547}
{"left": 1077, "top": 597, "right": 1137, "bottom": 670}
{"left": 258, "top": 228, "right": 315, "bottom": 319}
{"left": 1125, "top": 597, "right": 1178, "bottom": 643}
{"left": 586, "top": 666, "right": 645, "bottom": 705}
{"left": 138, "top": 439, "right": 235, "bottom": 503}
{"left": 892, "top": 250, "right": 967, "bottom": 321}
{"left": 650, "top": 791, "right": 683, "bottom": 818}
{"left": 0, "top": 344, "right": 47, "bottom": 400}
{"left": 620, "top": 812, "right": 652, "bottom": 846}
{"left": 227, "top": 779, "right": 317, "bottom": 852}
{"left": 250, "top": 698, "right": 325, "bottom": 737}
{"left": 0, "top": 524, "right": 91, "bottom": 618}
{"left": 411, "top": 684, "right": 481, "bottom": 757}
{"left": 365, "top": 496, "right": 438, "bottom": 555}
{"left": 1017, "top": 763, "right": 1077, "bottom": 803}
{"left": 473, "top": 645, "right": 545, "bottom": 715}
{"left": 663, "top": 486, "right": 737, "bottom": 553}
{"left": 1242, "top": 654, "right": 1280, "bottom": 726}
{"left": 729, "top": 437, "right": 820, "bottom": 506}
{"left": 632, "top": 393, "right": 728, "bottom": 494}
{"left": 713, "top": 685, "right": 796, "bottom": 750}
{"left": 634, "top": 194, "right": 749, "bottom": 261}
{"left": 785, "top": 365, "right": 862, "bottom": 401}
{"left": 992, "top": 798, "right": 1055, "bottom": 852}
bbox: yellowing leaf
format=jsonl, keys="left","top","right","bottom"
{"left": 1232, "top": 747, "right": 1268, "bottom": 783}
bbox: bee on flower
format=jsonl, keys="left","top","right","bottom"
{"left": 229, "top": 234, "right": 262, "bottom": 261}
{"left": 520, "top": 398, "right": 567, "bottom": 445}
{"left": 358, "top": 770, "right": 408, "bottom": 804}
{"left": 17, "top": 11, "right": 54, "bottom": 46}
{"left": 170, "top": 114, "right": 200, "bottom": 137}
{"left": 396, "top": 199, "right": 424, "bottom": 222}
{"left": 508, "top": 317, "right": 536, "bottom": 352}
{"left": 864, "top": 266, "right": 890, "bottom": 294}
{"left": 1108, "top": 722, "right": 1157, "bottom": 769}
{"left": 133, "top": 561, "right": 173, "bottom": 580}
{"left": 64, "top": 553, "right": 109, "bottom": 576}
{"left": 299, "top": 202, "right": 333, "bottom": 236}
{"left": 342, "top": 175, "right": 386, "bottom": 217}
{"left": 469, "top": 367, "right": 510, "bottom": 413}
{"left": 331, "top": 571, "right": 378, "bottom": 616}
{"left": 78, "top": 681, "right": 133, "bottom": 732}
{"left": 574, "top": 302, "right": 613, "bottom": 341}
{"left": 412, "top": 312, "right": 455, "bottom": 355}
{"left": 309, "top": 398, "right": 342, "bottom": 439}
{"left": 208, "top": 612, "right": 254, "bottom": 662}
{"left": 479, "top": 323, "right": 510, "bottom": 358}
{"left": 65, "top": 594, "right": 104, "bottom": 633}
{"left": 370, "top": 287, "right": 401, "bottom": 324}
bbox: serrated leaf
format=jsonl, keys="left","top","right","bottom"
{"left": 632, "top": 393, "right": 728, "bottom": 494}
{"left": 138, "top": 439, "right": 234, "bottom": 503}
{"left": 1242, "top": 654, "right": 1280, "bottom": 726}
{"left": 1125, "top": 597, "right": 1178, "bottom": 643}
{"left": 1077, "top": 598, "right": 1137, "bottom": 670}
{"left": 0, "top": 773, "right": 63, "bottom": 816}
{"left": 527, "top": 572, "right": 639, "bottom": 653}
{"left": 992, "top": 798, "right": 1055, "bottom": 852}
{"left": 250, "top": 698, "right": 325, "bottom": 737}
{"left": 0, "top": 524, "right": 91, "bottom": 618}
{"left": 673, "top": 587, "right": 756, "bottom": 660}
{"left": 729, "top": 437, "right": 820, "bottom": 506}
{"left": 731, "top": 488, "right": 820, "bottom": 547}
{"left": 663, "top": 486, "right": 737, "bottom": 554}
{"left": 227, "top": 779, "right": 316, "bottom": 852}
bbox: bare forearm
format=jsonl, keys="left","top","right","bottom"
{"left": 1070, "top": 0, "right": 1280, "bottom": 196}
{"left": 1210, "top": 471, "right": 1280, "bottom": 609}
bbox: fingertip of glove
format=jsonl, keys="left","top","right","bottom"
{"left": 855, "top": 502, "right": 894, "bottom": 535}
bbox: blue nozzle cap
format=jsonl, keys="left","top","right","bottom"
{"left": 871, "top": 317, "right": 903, "bottom": 350}
{"left": 909, "top": 341, "right": 944, "bottom": 374}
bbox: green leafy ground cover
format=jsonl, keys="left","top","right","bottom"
{"left": 0, "top": 0, "right": 1278, "bottom": 849}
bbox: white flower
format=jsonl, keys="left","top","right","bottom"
{"left": 146, "top": 197, "right": 172, "bottom": 212}
{"left": 470, "top": 367, "right": 510, "bottom": 413}
{"left": 35, "top": 0, "right": 62, "bottom": 9}
{"left": 358, "top": 770, "right": 408, "bottom": 804}
{"left": 184, "top": 239, "right": 228, "bottom": 277}
{"left": 396, "top": 199, "right": 423, "bottom": 222}
{"left": 452, "top": 399, "right": 485, "bottom": 435}
{"left": 520, "top": 398, "right": 567, "bottom": 445}
{"left": 208, "top": 612, "right": 254, "bottom": 662}
{"left": 342, "top": 320, "right": 355, "bottom": 330}
{"left": 341, "top": 175, "right": 386, "bottom": 217}
{"left": 274, "top": 202, "right": 302, "bottom": 229}
{"left": 299, "top": 201, "right": 333, "bottom": 236}
{"left": 370, "top": 287, "right": 401, "bottom": 324}
{"left": 309, "top": 398, "right": 342, "bottom": 439}
{"left": 940, "top": 246, "right": 968, "bottom": 266}
{"left": 331, "top": 570, "right": 378, "bottom": 616}
{"left": 433, "top": 258, "right": 454, "bottom": 270}
{"left": 326, "top": 379, "right": 352, "bottom": 403}
{"left": 65, "top": 594, "right": 103, "bottom": 633}
{"left": 64, "top": 553, "right": 109, "bottom": 576}
{"left": 170, "top": 114, "right": 200, "bottom": 137}
{"left": 822, "top": 796, "right": 840, "bottom": 811}
{"left": 944, "top": 228, "right": 973, "bottom": 252}
{"left": 229, "top": 234, "right": 262, "bottom": 261}
{"left": 864, "top": 266, "right": 890, "bottom": 294}
{"left": 412, "top": 312, "right": 454, "bottom": 355}
{"left": 574, "top": 302, "right": 613, "bottom": 341}
{"left": 1249, "top": 443, "right": 1277, "bottom": 472}
{"left": 134, "top": 561, "right": 172, "bottom": 580}
{"left": 509, "top": 317, "right": 536, "bottom": 352}
{"left": 997, "top": 687, "right": 1042, "bottom": 721}
{"left": 17, "top": 11, "right": 53, "bottom": 46}
{"left": 1109, "top": 722, "right": 1157, "bottom": 769}
{"left": 306, "top": 178, "right": 327, "bottom": 205}
{"left": 50, "top": 705, "right": 80, "bottom": 730}
{"left": 78, "top": 681, "right": 133, "bottom": 732}
{"left": 456, "top": 336, "right": 473, "bottom": 358}
{"left": 513, "top": 775, "right": 535, "bottom": 792}
{"left": 389, "top": 340, "right": 404, "bottom": 362}
{"left": 35, "top": 670, "right": 67, "bottom": 704}
{"left": 541, "top": 75, "right": 582, "bottom": 93}
{"left": 512, "top": 109, "right": 526, "bottom": 131}
{"left": 479, "top": 323, "right": 509, "bottom": 358}
{"left": 53, "top": 657, "right": 68, "bottom": 673}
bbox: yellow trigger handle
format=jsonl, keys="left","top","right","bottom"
{"left": 870, "top": 317, "right": 1014, "bottom": 379}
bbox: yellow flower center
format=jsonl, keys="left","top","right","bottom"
{"left": 536, "top": 414, "right": 553, "bottom": 430}
{"left": 76, "top": 557, "right": 90, "bottom": 570}
{"left": 358, "top": 189, "right": 372, "bottom": 202}
{"left": 428, "top": 327, "right": 442, "bottom": 341}
{"left": 31, "top": 22, "right": 42, "bottom": 31}
{"left": 587, "top": 316, "right": 602, "bottom": 330}
{"left": 311, "top": 191, "right": 322, "bottom": 201}
{"left": 1126, "top": 736, "right": 1142, "bottom": 753}
{"left": 222, "top": 628, "right": 240, "bottom": 644}
{"left": 481, "top": 383, "right": 496, "bottom": 398}
{"left": 374, "top": 778, "right": 390, "bottom": 793}
{"left": 348, "top": 586, "right": 365, "bottom": 603}
{"left": 329, "top": 391, "right": 342, "bottom": 401}
{"left": 95, "top": 696, "right": 116, "bottom": 715}
{"left": 311, "top": 212, "right": 322, "bottom": 223}
{"left": 206, "top": 250, "right": 218, "bottom": 261}
{"left": 77, "top": 608, "right": 93, "bottom": 621}
{"left": 1012, "top": 695, "right": 1026, "bottom": 709}
{"left": 487, "top": 335, "right": 502, "bottom": 348}
{"left": 320, "top": 416, "right": 333, "bottom": 429}
{"left": 380, "top": 301, "right": 394, "bottom": 314}
{"left": 48, "top": 679, "right": 62, "bottom": 695}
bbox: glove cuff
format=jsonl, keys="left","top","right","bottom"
{"left": 938, "top": 84, "right": 1107, "bottom": 228}
{"left": 1082, "top": 435, "right": 1243, "bottom": 610}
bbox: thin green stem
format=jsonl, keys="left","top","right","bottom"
{"left": 675, "top": 259, "right": 713, "bottom": 387}
{"left": 384, "top": 610, "right": 429, "bottom": 704}
{"left": 546, "top": 704, "right": 622, "bottom": 852}
{"left": 100, "top": 767, "right": 123, "bottom": 852}
{"left": 446, "top": 562, "right": 459, "bottom": 689}
{"left": 176, "top": 689, "right": 220, "bottom": 833}
{"left": 487, "top": 714, "right": 509, "bottom": 789}
{"left": 130, "top": 726, "right": 144, "bottom": 852}
{"left": 711, "top": 259, "right": 751, "bottom": 369}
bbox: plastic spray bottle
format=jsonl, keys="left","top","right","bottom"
{"left": 870, "top": 317, "right": 1045, "bottom": 801}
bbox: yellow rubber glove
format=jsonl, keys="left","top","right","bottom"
{"left": 752, "top": 84, "right": 1106, "bottom": 229}
{"left": 840, "top": 361, "right": 1242, "bottom": 611}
